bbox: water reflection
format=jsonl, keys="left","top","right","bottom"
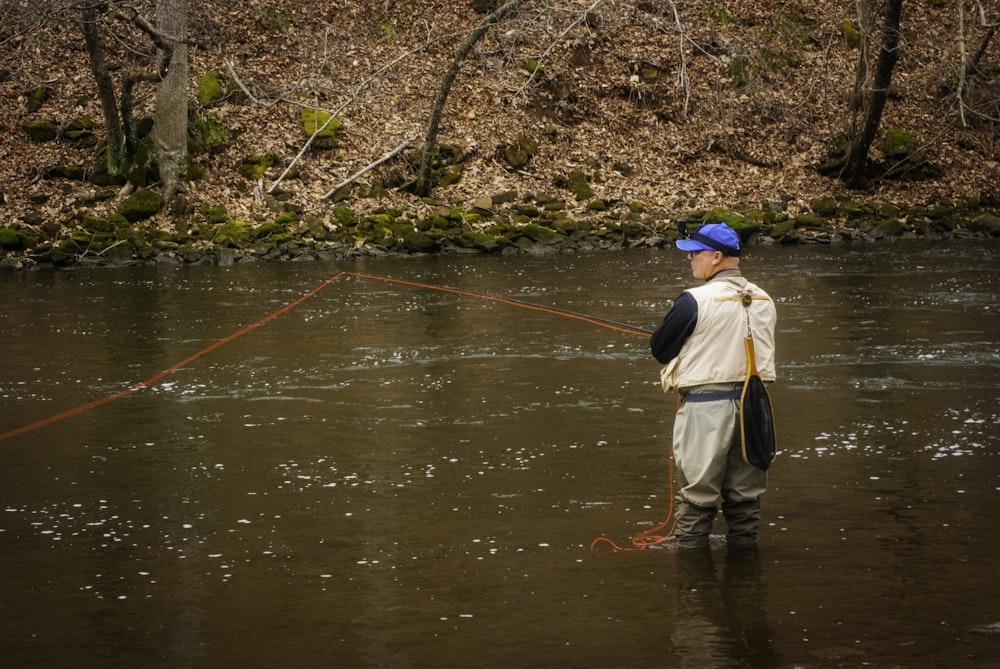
{"left": 671, "top": 548, "right": 779, "bottom": 669}
{"left": 1, "top": 242, "right": 998, "bottom": 667}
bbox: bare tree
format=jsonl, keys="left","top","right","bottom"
{"left": 416, "top": 0, "right": 525, "bottom": 196}
{"left": 79, "top": 1, "right": 182, "bottom": 185}
{"left": 154, "top": 0, "right": 188, "bottom": 204}
{"left": 842, "top": 0, "right": 904, "bottom": 189}
{"left": 958, "top": 0, "right": 999, "bottom": 127}
{"left": 80, "top": 0, "right": 127, "bottom": 176}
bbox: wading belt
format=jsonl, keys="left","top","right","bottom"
{"left": 681, "top": 389, "right": 742, "bottom": 403}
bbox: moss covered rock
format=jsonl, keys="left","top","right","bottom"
{"left": 402, "top": 231, "right": 438, "bottom": 253}
{"left": 44, "top": 165, "right": 87, "bottom": 180}
{"left": 502, "top": 134, "right": 538, "bottom": 170}
{"left": 25, "top": 86, "right": 52, "bottom": 113}
{"left": 198, "top": 70, "right": 225, "bottom": 106}
{"left": 968, "top": 213, "right": 1000, "bottom": 235}
{"left": 189, "top": 112, "right": 229, "bottom": 155}
{"left": 239, "top": 153, "right": 275, "bottom": 180}
{"left": 80, "top": 215, "right": 113, "bottom": 233}
{"left": 201, "top": 204, "right": 228, "bottom": 223}
{"left": 253, "top": 222, "right": 287, "bottom": 239}
{"left": 0, "top": 227, "right": 35, "bottom": 251}
{"left": 810, "top": 197, "right": 838, "bottom": 217}
{"left": 840, "top": 19, "right": 860, "bottom": 48}
{"left": 24, "top": 119, "right": 57, "bottom": 142}
{"left": 333, "top": 205, "right": 357, "bottom": 227}
{"left": 882, "top": 127, "right": 919, "bottom": 159}
{"left": 554, "top": 169, "right": 594, "bottom": 201}
{"left": 64, "top": 117, "right": 95, "bottom": 143}
{"left": 215, "top": 221, "right": 253, "bottom": 247}
{"left": 118, "top": 189, "right": 164, "bottom": 222}
{"left": 301, "top": 108, "right": 339, "bottom": 148}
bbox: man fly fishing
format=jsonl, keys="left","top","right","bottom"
{"left": 651, "top": 222, "right": 777, "bottom": 550}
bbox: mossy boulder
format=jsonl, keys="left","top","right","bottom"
{"left": 256, "top": 5, "right": 297, "bottom": 32}
{"left": 882, "top": 127, "right": 944, "bottom": 181}
{"left": 554, "top": 170, "right": 594, "bottom": 201}
{"left": 253, "top": 222, "right": 287, "bottom": 239}
{"left": 878, "top": 203, "right": 903, "bottom": 219}
{"left": 333, "top": 205, "right": 357, "bottom": 227}
{"left": 769, "top": 219, "right": 797, "bottom": 239}
{"left": 968, "top": 213, "right": 1000, "bottom": 235}
{"left": 0, "top": 227, "right": 36, "bottom": 251}
{"left": 840, "top": 20, "right": 860, "bottom": 48}
{"left": 80, "top": 215, "right": 114, "bottom": 233}
{"left": 439, "top": 163, "right": 464, "bottom": 187}
{"left": 882, "top": 127, "right": 919, "bottom": 159}
{"left": 794, "top": 213, "right": 824, "bottom": 228}
{"left": 215, "top": 221, "right": 253, "bottom": 247}
{"left": 189, "top": 112, "right": 229, "bottom": 155}
{"left": 402, "top": 231, "right": 438, "bottom": 253}
{"left": 418, "top": 213, "right": 449, "bottom": 230}
{"left": 274, "top": 211, "right": 298, "bottom": 225}
{"left": 108, "top": 214, "right": 130, "bottom": 229}
{"left": 239, "top": 153, "right": 275, "bottom": 180}
{"left": 471, "top": 0, "right": 499, "bottom": 12}
{"left": 301, "top": 108, "right": 339, "bottom": 148}
{"left": 462, "top": 230, "right": 505, "bottom": 253}
{"left": 118, "top": 189, "right": 164, "bottom": 222}
{"left": 810, "top": 197, "right": 838, "bottom": 217}
{"left": 519, "top": 223, "right": 560, "bottom": 244}
{"left": 44, "top": 165, "right": 87, "bottom": 180}
{"left": 64, "top": 117, "right": 95, "bottom": 144}
{"left": 24, "top": 119, "right": 57, "bottom": 142}
{"left": 126, "top": 130, "right": 157, "bottom": 188}
{"left": 502, "top": 133, "right": 539, "bottom": 170}
{"left": 25, "top": 86, "right": 52, "bottom": 113}
{"left": 838, "top": 198, "right": 866, "bottom": 218}
{"left": 197, "top": 70, "right": 226, "bottom": 106}
{"left": 201, "top": 204, "right": 228, "bottom": 223}
{"left": 696, "top": 207, "right": 759, "bottom": 238}
{"left": 875, "top": 219, "right": 907, "bottom": 236}
{"left": 523, "top": 59, "right": 545, "bottom": 79}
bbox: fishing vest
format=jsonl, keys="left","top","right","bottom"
{"left": 668, "top": 275, "right": 777, "bottom": 391}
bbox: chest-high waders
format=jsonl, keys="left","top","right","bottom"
{"left": 671, "top": 288, "right": 774, "bottom": 549}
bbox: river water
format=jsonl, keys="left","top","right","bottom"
{"left": 1, "top": 241, "right": 998, "bottom": 668}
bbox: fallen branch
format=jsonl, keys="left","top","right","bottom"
{"left": 321, "top": 137, "right": 416, "bottom": 200}
{"left": 707, "top": 138, "right": 778, "bottom": 168}
{"left": 224, "top": 58, "right": 259, "bottom": 105}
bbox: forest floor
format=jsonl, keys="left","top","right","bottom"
{"left": 1, "top": 0, "right": 998, "bottom": 261}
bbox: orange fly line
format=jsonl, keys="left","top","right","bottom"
{"left": 0, "top": 270, "right": 674, "bottom": 549}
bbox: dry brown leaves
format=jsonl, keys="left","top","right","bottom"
{"left": 0, "top": 0, "right": 997, "bottom": 233}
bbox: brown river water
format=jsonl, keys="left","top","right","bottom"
{"left": 1, "top": 241, "right": 998, "bottom": 668}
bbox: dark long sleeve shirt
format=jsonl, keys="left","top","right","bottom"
{"left": 650, "top": 291, "right": 698, "bottom": 364}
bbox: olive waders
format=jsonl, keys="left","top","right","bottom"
{"left": 672, "top": 382, "right": 767, "bottom": 549}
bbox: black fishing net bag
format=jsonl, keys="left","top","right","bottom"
{"left": 740, "top": 372, "right": 776, "bottom": 471}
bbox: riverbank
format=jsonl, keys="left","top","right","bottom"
{"left": 3, "top": 1, "right": 998, "bottom": 273}
{"left": 1, "top": 192, "right": 999, "bottom": 271}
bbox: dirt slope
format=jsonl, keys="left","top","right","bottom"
{"left": 1, "top": 0, "right": 997, "bottom": 233}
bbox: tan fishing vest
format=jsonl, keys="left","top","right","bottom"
{"left": 661, "top": 276, "right": 776, "bottom": 392}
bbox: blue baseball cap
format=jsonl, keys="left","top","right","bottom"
{"left": 676, "top": 222, "right": 741, "bottom": 256}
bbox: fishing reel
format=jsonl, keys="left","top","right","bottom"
{"left": 676, "top": 218, "right": 688, "bottom": 239}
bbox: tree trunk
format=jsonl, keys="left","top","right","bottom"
{"left": 843, "top": 0, "right": 904, "bottom": 189}
{"left": 416, "top": 0, "right": 524, "bottom": 196}
{"left": 80, "top": 0, "right": 126, "bottom": 176}
{"left": 154, "top": 0, "right": 188, "bottom": 205}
